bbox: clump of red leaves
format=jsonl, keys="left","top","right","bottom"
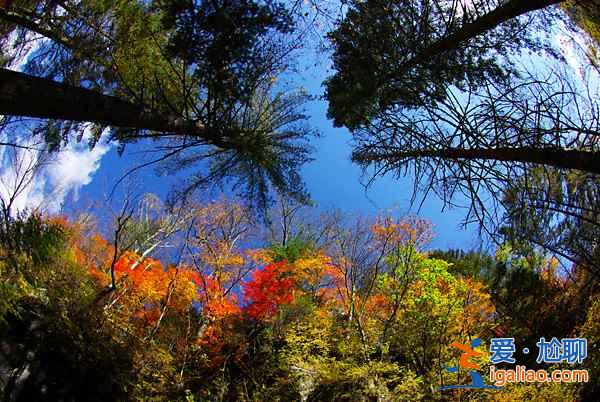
{"left": 243, "top": 261, "right": 297, "bottom": 320}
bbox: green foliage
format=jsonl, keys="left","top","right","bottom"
{"left": 0, "top": 215, "right": 69, "bottom": 323}
{"left": 446, "top": 243, "right": 594, "bottom": 370}
{"left": 281, "top": 309, "right": 425, "bottom": 401}
{"left": 269, "top": 236, "right": 314, "bottom": 262}
{"left": 488, "top": 382, "right": 578, "bottom": 402}
{"left": 579, "top": 297, "right": 600, "bottom": 399}
{"left": 0, "top": 214, "right": 67, "bottom": 268}
{"left": 429, "top": 249, "right": 496, "bottom": 280}
{"left": 307, "top": 360, "right": 424, "bottom": 402}
{"left": 0, "top": 217, "right": 132, "bottom": 400}
{"left": 1, "top": 0, "right": 314, "bottom": 211}
{"left": 160, "top": 0, "right": 293, "bottom": 103}
{"left": 501, "top": 168, "right": 600, "bottom": 275}
{"left": 562, "top": 0, "right": 600, "bottom": 67}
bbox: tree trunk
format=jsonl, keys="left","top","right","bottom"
{"left": 354, "top": 146, "right": 600, "bottom": 174}
{"left": 0, "top": 68, "right": 231, "bottom": 148}
{"left": 0, "top": 8, "right": 72, "bottom": 49}
{"left": 402, "top": 0, "right": 564, "bottom": 72}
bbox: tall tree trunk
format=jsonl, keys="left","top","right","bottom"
{"left": 0, "top": 68, "right": 231, "bottom": 148}
{"left": 402, "top": 0, "right": 563, "bottom": 72}
{"left": 0, "top": 7, "right": 72, "bottom": 48}
{"left": 354, "top": 146, "right": 600, "bottom": 174}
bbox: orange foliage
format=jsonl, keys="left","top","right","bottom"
{"left": 371, "top": 215, "right": 433, "bottom": 250}
{"left": 457, "top": 278, "right": 496, "bottom": 335}
{"left": 196, "top": 275, "right": 241, "bottom": 318}
{"left": 320, "top": 263, "right": 352, "bottom": 309}
{"left": 74, "top": 233, "right": 112, "bottom": 271}
{"left": 364, "top": 293, "right": 391, "bottom": 318}
{"left": 246, "top": 248, "right": 274, "bottom": 265}
{"left": 194, "top": 275, "right": 243, "bottom": 365}
{"left": 87, "top": 249, "right": 202, "bottom": 326}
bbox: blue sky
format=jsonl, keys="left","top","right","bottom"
{"left": 0, "top": 1, "right": 593, "bottom": 259}
{"left": 7, "top": 6, "right": 555, "bottom": 252}
{"left": 69, "top": 51, "right": 481, "bottom": 251}
{"left": 71, "top": 105, "right": 481, "bottom": 251}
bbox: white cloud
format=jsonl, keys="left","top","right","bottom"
{"left": 553, "top": 13, "right": 600, "bottom": 84}
{"left": 46, "top": 131, "right": 111, "bottom": 209}
{"left": 556, "top": 32, "right": 586, "bottom": 81}
{"left": 0, "top": 128, "right": 112, "bottom": 215}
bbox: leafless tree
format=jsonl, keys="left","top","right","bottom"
{"left": 353, "top": 68, "right": 600, "bottom": 268}
{"left": 0, "top": 136, "right": 50, "bottom": 223}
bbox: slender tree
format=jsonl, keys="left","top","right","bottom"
{"left": 326, "top": 0, "right": 566, "bottom": 129}
{"left": 0, "top": 68, "right": 230, "bottom": 145}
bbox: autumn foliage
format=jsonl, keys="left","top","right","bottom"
{"left": 0, "top": 202, "right": 595, "bottom": 402}
{"left": 244, "top": 261, "right": 296, "bottom": 320}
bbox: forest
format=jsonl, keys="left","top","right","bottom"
{"left": 0, "top": 0, "right": 599, "bottom": 401}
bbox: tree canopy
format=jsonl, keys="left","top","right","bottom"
{"left": 0, "top": 0, "right": 315, "bottom": 209}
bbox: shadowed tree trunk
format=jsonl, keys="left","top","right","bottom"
{"left": 354, "top": 146, "right": 600, "bottom": 175}
{"left": 401, "top": 0, "right": 564, "bottom": 72}
{"left": 0, "top": 7, "right": 73, "bottom": 48}
{"left": 0, "top": 68, "right": 232, "bottom": 148}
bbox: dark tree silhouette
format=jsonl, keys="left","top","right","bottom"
{"left": 326, "top": 0, "right": 565, "bottom": 129}
{"left": 0, "top": 0, "right": 314, "bottom": 209}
